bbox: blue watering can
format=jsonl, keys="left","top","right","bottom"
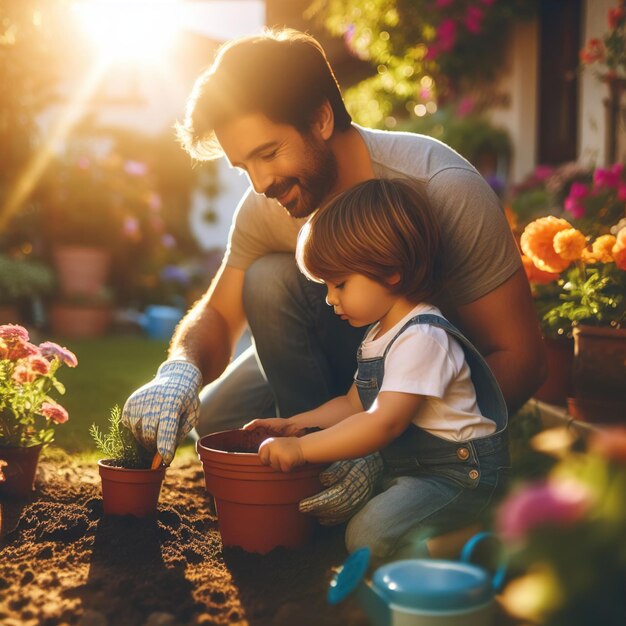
{"left": 328, "top": 532, "right": 506, "bottom": 626}
{"left": 139, "top": 305, "right": 184, "bottom": 340}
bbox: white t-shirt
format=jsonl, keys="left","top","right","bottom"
{"left": 359, "top": 303, "right": 496, "bottom": 441}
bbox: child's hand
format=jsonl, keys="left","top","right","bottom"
{"left": 243, "top": 418, "right": 305, "bottom": 437}
{"left": 258, "top": 437, "right": 305, "bottom": 472}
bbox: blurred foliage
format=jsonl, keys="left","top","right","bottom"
{"left": 0, "top": 254, "right": 55, "bottom": 304}
{"left": 307, "top": 0, "right": 537, "bottom": 127}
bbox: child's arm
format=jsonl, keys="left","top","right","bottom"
{"left": 258, "top": 391, "right": 423, "bottom": 471}
{"left": 243, "top": 384, "right": 363, "bottom": 435}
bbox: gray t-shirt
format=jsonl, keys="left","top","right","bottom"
{"left": 224, "top": 125, "right": 520, "bottom": 306}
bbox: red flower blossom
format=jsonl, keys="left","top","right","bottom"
{"left": 580, "top": 38, "right": 605, "bottom": 65}
{"left": 12, "top": 364, "right": 36, "bottom": 384}
{"left": 7, "top": 340, "right": 40, "bottom": 362}
{"left": 40, "top": 401, "right": 69, "bottom": 425}
{"left": 0, "top": 324, "right": 29, "bottom": 343}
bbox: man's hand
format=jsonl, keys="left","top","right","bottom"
{"left": 243, "top": 417, "right": 306, "bottom": 438}
{"left": 299, "top": 453, "right": 384, "bottom": 525}
{"left": 122, "top": 360, "right": 203, "bottom": 466}
{"left": 258, "top": 437, "right": 305, "bottom": 472}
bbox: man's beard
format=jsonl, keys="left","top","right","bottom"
{"left": 267, "top": 136, "right": 338, "bottom": 218}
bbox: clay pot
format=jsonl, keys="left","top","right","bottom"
{"left": 533, "top": 336, "right": 574, "bottom": 406}
{"left": 0, "top": 305, "right": 19, "bottom": 325}
{"left": 98, "top": 460, "right": 165, "bottom": 517}
{"left": 569, "top": 325, "right": 626, "bottom": 424}
{"left": 197, "top": 429, "right": 326, "bottom": 554}
{"left": 50, "top": 303, "right": 113, "bottom": 338}
{"left": 0, "top": 443, "right": 43, "bottom": 498}
{"left": 53, "top": 246, "right": 111, "bottom": 297}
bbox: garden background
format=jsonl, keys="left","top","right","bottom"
{"left": 2, "top": 1, "right": 626, "bottom": 626}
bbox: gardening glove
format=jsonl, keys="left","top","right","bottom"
{"left": 122, "top": 359, "right": 203, "bottom": 466}
{"left": 299, "top": 452, "right": 384, "bottom": 526}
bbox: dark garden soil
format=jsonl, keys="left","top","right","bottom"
{"left": 0, "top": 452, "right": 369, "bottom": 626}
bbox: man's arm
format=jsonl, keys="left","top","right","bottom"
{"left": 169, "top": 262, "right": 248, "bottom": 385}
{"left": 454, "top": 266, "right": 546, "bottom": 414}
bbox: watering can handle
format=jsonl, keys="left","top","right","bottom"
{"left": 459, "top": 531, "right": 507, "bottom": 592}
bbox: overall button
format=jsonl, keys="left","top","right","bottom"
{"left": 456, "top": 447, "right": 470, "bottom": 461}
{"left": 469, "top": 469, "right": 479, "bottom": 480}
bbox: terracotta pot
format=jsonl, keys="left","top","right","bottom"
{"left": 50, "top": 303, "right": 113, "bottom": 338}
{"left": 53, "top": 246, "right": 111, "bottom": 297}
{"left": 197, "top": 429, "right": 326, "bottom": 554}
{"left": 0, "top": 443, "right": 43, "bottom": 498}
{"left": 98, "top": 460, "right": 165, "bottom": 517}
{"left": 570, "top": 325, "right": 626, "bottom": 424}
{"left": 533, "top": 336, "right": 574, "bottom": 406}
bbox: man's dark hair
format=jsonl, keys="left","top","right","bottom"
{"left": 176, "top": 28, "right": 353, "bottom": 160}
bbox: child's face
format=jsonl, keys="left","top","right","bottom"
{"left": 324, "top": 274, "right": 397, "bottom": 328}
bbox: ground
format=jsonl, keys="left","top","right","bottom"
{"left": 0, "top": 452, "right": 368, "bottom": 626}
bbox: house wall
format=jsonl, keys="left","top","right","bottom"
{"left": 579, "top": 0, "right": 613, "bottom": 166}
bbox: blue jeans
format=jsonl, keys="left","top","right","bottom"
{"left": 196, "top": 253, "right": 365, "bottom": 434}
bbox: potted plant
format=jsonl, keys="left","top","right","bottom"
{"left": 90, "top": 406, "right": 165, "bottom": 517}
{"left": 49, "top": 290, "right": 115, "bottom": 339}
{"left": 0, "top": 254, "right": 55, "bottom": 324}
{"left": 521, "top": 213, "right": 626, "bottom": 422}
{"left": 0, "top": 324, "right": 77, "bottom": 497}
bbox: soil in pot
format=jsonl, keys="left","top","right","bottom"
{"left": 197, "top": 429, "right": 327, "bottom": 554}
{"left": 98, "top": 459, "right": 165, "bottom": 517}
{"left": 0, "top": 443, "right": 43, "bottom": 498}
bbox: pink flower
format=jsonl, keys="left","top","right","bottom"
{"left": 564, "top": 197, "right": 586, "bottom": 219}
{"left": 0, "top": 324, "right": 29, "bottom": 342}
{"left": 594, "top": 163, "right": 623, "bottom": 189}
{"left": 424, "top": 43, "right": 440, "bottom": 61}
{"left": 7, "top": 340, "right": 40, "bottom": 361}
{"left": 39, "top": 342, "right": 78, "bottom": 368}
{"left": 580, "top": 38, "right": 605, "bottom": 65}
{"left": 533, "top": 165, "right": 553, "bottom": 182}
{"left": 437, "top": 19, "right": 457, "bottom": 52}
{"left": 497, "top": 480, "right": 592, "bottom": 542}
{"left": 12, "top": 364, "right": 36, "bottom": 384}
{"left": 457, "top": 96, "right": 476, "bottom": 117}
{"left": 608, "top": 6, "right": 625, "bottom": 29}
{"left": 26, "top": 354, "right": 51, "bottom": 376}
{"left": 617, "top": 183, "right": 626, "bottom": 201}
{"left": 465, "top": 6, "right": 484, "bottom": 34}
{"left": 568, "top": 181, "right": 589, "bottom": 200}
{"left": 40, "top": 401, "right": 69, "bottom": 425}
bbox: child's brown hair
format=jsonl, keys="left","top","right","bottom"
{"left": 296, "top": 178, "right": 443, "bottom": 302}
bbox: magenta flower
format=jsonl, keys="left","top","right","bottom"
{"left": 437, "top": 19, "right": 457, "bottom": 52}
{"left": 564, "top": 196, "right": 586, "bottom": 219}
{"left": 618, "top": 183, "right": 626, "bottom": 201}
{"left": 465, "top": 6, "right": 484, "bottom": 34}
{"left": 0, "top": 324, "right": 29, "bottom": 342}
{"left": 457, "top": 96, "right": 476, "bottom": 117}
{"left": 39, "top": 342, "right": 78, "bottom": 368}
{"left": 594, "top": 163, "right": 623, "bottom": 189}
{"left": 424, "top": 43, "right": 440, "bottom": 61}
{"left": 497, "top": 479, "right": 592, "bottom": 542}
{"left": 568, "top": 181, "right": 589, "bottom": 200}
{"left": 40, "top": 401, "right": 69, "bottom": 425}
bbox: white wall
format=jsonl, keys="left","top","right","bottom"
{"left": 579, "top": 0, "right": 613, "bottom": 166}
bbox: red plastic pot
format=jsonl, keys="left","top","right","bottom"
{"left": 98, "top": 460, "right": 165, "bottom": 517}
{"left": 0, "top": 443, "right": 43, "bottom": 498}
{"left": 197, "top": 429, "right": 326, "bottom": 554}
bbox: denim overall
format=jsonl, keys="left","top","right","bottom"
{"left": 345, "top": 314, "right": 510, "bottom": 558}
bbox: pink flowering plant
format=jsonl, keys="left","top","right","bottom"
{"left": 0, "top": 324, "right": 77, "bottom": 448}
{"left": 496, "top": 426, "right": 626, "bottom": 625}
{"left": 580, "top": 1, "right": 626, "bottom": 81}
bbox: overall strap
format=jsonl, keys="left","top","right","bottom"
{"left": 382, "top": 313, "right": 508, "bottom": 432}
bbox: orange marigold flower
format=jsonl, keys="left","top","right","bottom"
{"left": 613, "top": 240, "right": 626, "bottom": 271}
{"left": 591, "top": 234, "right": 617, "bottom": 263}
{"left": 581, "top": 247, "right": 599, "bottom": 264}
{"left": 521, "top": 216, "right": 573, "bottom": 273}
{"left": 615, "top": 227, "right": 626, "bottom": 249}
{"left": 521, "top": 255, "right": 560, "bottom": 284}
{"left": 553, "top": 228, "right": 587, "bottom": 261}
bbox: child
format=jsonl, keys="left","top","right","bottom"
{"left": 244, "top": 178, "right": 509, "bottom": 560}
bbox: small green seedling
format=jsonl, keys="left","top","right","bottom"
{"left": 90, "top": 406, "right": 152, "bottom": 469}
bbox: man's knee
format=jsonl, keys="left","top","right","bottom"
{"left": 243, "top": 253, "right": 302, "bottom": 318}
{"left": 345, "top": 508, "right": 394, "bottom": 558}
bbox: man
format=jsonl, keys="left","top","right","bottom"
{"left": 123, "top": 28, "right": 545, "bottom": 524}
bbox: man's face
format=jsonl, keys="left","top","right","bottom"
{"left": 215, "top": 113, "right": 338, "bottom": 218}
